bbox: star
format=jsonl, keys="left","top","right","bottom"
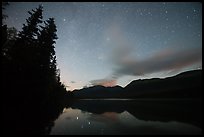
{"left": 140, "top": 12, "right": 143, "bottom": 16}
{"left": 186, "top": 16, "right": 189, "bottom": 19}
{"left": 5, "top": 2, "right": 201, "bottom": 91}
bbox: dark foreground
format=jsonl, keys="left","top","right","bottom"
{"left": 3, "top": 99, "right": 202, "bottom": 135}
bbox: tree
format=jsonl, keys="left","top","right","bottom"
{"left": 2, "top": 2, "right": 9, "bottom": 55}
{"left": 9, "top": 5, "right": 43, "bottom": 74}
{"left": 37, "top": 18, "right": 65, "bottom": 102}
{"left": 18, "top": 5, "right": 43, "bottom": 41}
{"left": 2, "top": 2, "right": 9, "bottom": 23}
{"left": 7, "top": 27, "right": 18, "bottom": 40}
{"left": 2, "top": 5, "right": 67, "bottom": 134}
{"left": 1, "top": 3, "right": 18, "bottom": 59}
{"left": 1, "top": 27, "right": 17, "bottom": 59}
{"left": 38, "top": 18, "right": 58, "bottom": 73}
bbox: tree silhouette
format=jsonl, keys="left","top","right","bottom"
{"left": 2, "top": 2, "right": 9, "bottom": 22}
{"left": 7, "top": 27, "right": 18, "bottom": 40}
{"left": 38, "top": 18, "right": 58, "bottom": 78}
{"left": 8, "top": 5, "right": 43, "bottom": 74}
{"left": 2, "top": 2, "right": 9, "bottom": 56}
{"left": 2, "top": 5, "right": 67, "bottom": 134}
{"left": 18, "top": 5, "right": 43, "bottom": 40}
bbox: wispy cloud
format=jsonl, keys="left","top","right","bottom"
{"left": 91, "top": 21, "right": 202, "bottom": 87}
{"left": 70, "top": 81, "right": 76, "bottom": 83}
{"left": 112, "top": 47, "right": 202, "bottom": 78}
{"left": 106, "top": 21, "right": 202, "bottom": 78}
{"left": 90, "top": 78, "right": 116, "bottom": 87}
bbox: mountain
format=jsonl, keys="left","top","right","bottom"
{"left": 70, "top": 69, "right": 202, "bottom": 99}
{"left": 124, "top": 69, "right": 202, "bottom": 98}
{"left": 72, "top": 85, "right": 123, "bottom": 98}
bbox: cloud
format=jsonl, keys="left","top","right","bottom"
{"left": 90, "top": 78, "right": 117, "bottom": 87}
{"left": 101, "top": 20, "right": 202, "bottom": 84}
{"left": 113, "top": 47, "right": 202, "bottom": 78}
{"left": 70, "top": 81, "right": 76, "bottom": 83}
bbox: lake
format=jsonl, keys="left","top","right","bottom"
{"left": 50, "top": 99, "right": 202, "bottom": 135}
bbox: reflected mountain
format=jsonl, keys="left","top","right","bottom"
{"left": 64, "top": 99, "right": 202, "bottom": 129}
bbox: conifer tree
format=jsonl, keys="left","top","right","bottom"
{"left": 18, "top": 5, "right": 43, "bottom": 42}
{"left": 38, "top": 18, "right": 58, "bottom": 87}
{"left": 10, "top": 5, "right": 43, "bottom": 67}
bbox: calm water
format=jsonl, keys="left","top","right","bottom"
{"left": 50, "top": 99, "right": 202, "bottom": 135}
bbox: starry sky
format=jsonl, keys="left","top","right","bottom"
{"left": 4, "top": 2, "right": 202, "bottom": 91}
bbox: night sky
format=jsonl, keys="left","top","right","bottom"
{"left": 4, "top": 2, "right": 202, "bottom": 91}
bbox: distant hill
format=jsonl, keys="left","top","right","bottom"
{"left": 72, "top": 85, "right": 123, "bottom": 98}
{"left": 124, "top": 69, "right": 202, "bottom": 98}
{"left": 70, "top": 69, "right": 202, "bottom": 99}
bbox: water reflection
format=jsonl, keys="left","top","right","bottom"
{"left": 50, "top": 99, "right": 202, "bottom": 135}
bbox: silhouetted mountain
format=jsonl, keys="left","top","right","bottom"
{"left": 70, "top": 69, "right": 202, "bottom": 99}
{"left": 72, "top": 85, "right": 123, "bottom": 98}
{"left": 124, "top": 69, "right": 202, "bottom": 98}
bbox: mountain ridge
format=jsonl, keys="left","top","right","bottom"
{"left": 68, "top": 69, "right": 202, "bottom": 99}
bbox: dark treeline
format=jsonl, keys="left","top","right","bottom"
{"left": 2, "top": 4, "right": 67, "bottom": 134}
